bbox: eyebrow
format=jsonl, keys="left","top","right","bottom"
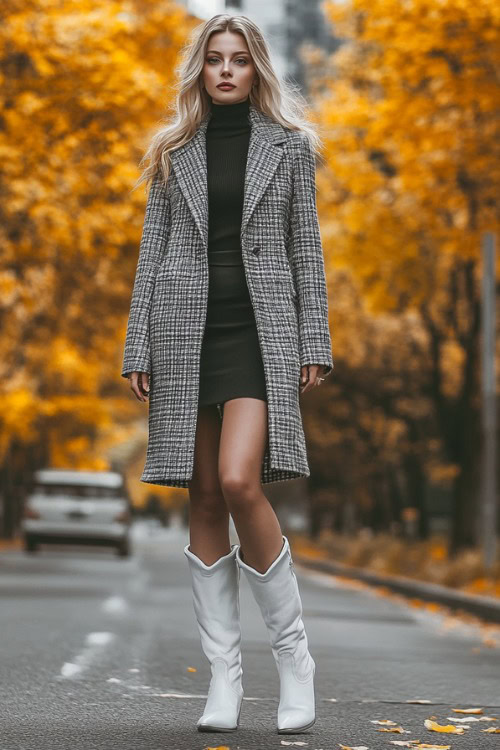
{"left": 206, "top": 50, "right": 249, "bottom": 55}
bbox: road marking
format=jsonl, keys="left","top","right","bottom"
{"left": 101, "top": 595, "right": 129, "bottom": 614}
{"left": 147, "top": 692, "right": 272, "bottom": 701}
{"left": 58, "top": 631, "right": 115, "bottom": 679}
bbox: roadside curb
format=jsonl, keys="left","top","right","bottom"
{"left": 294, "top": 553, "right": 500, "bottom": 625}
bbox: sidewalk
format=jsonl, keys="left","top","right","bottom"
{"left": 293, "top": 541, "right": 500, "bottom": 626}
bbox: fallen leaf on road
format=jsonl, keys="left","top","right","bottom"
{"left": 451, "top": 706, "right": 482, "bottom": 713}
{"left": 481, "top": 636, "right": 498, "bottom": 647}
{"left": 370, "top": 719, "right": 398, "bottom": 725}
{"left": 446, "top": 715, "right": 477, "bottom": 722}
{"left": 187, "top": 666, "right": 197, "bottom": 672}
{"left": 482, "top": 727, "right": 500, "bottom": 733}
{"left": 389, "top": 741, "right": 451, "bottom": 749}
{"left": 203, "top": 746, "right": 231, "bottom": 750}
{"left": 376, "top": 726, "right": 410, "bottom": 733}
{"left": 446, "top": 715, "right": 496, "bottom": 722}
{"left": 338, "top": 745, "right": 368, "bottom": 749}
{"left": 424, "top": 719, "right": 466, "bottom": 733}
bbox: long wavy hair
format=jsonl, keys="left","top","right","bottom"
{"left": 133, "top": 13, "right": 322, "bottom": 192}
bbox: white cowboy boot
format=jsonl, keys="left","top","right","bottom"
{"left": 235, "top": 535, "right": 315, "bottom": 733}
{"left": 184, "top": 542, "right": 244, "bottom": 731}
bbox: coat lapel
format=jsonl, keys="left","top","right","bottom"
{"left": 170, "top": 103, "right": 287, "bottom": 248}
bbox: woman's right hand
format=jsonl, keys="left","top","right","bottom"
{"left": 128, "top": 371, "right": 150, "bottom": 402}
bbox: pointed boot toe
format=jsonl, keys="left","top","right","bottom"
{"left": 276, "top": 652, "right": 316, "bottom": 733}
{"left": 196, "top": 658, "right": 243, "bottom": 732}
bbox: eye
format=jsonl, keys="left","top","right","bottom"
{"left": 206, "top": 56, "right": 249, "bottom": 65}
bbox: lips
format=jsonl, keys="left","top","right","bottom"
{"left": 217, "top": 83, "right": 235, "bottom": 89}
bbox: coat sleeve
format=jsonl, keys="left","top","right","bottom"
{"left": 121, "top": 172, "right": 171, "bottom": 379}
{"left": 288, "top": 134, "right": 334, "bottom": 376}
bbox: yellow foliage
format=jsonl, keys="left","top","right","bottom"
{"left": 0, "top": 0, "right": 197, "bottom": 492}
{"left": 304, "top": 0, "right": 500, "bottom": 511}
{"left": 320, "top": 0, "right": 500, "bottom": 312}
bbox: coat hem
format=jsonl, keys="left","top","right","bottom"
{"left": 140, "top": 465, "right": 310, "bottom": 489}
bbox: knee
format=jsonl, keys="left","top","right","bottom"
{"left": 219, "top": 472, "right": 258, "bottom": 512}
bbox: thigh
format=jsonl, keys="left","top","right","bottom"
{"left": 218, "top": 397, "right": 268, "bottom": 486}
{"left": 189, "top": 404, "right": 224, "bottom": 496}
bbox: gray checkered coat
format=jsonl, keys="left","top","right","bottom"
{"left": 121, "top": 103, "right": 334, "bottom": 487}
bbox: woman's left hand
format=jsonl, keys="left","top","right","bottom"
{"left": 299, "top": 364, "right": 328, "bottom": 394}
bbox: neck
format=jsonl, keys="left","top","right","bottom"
{"left": 210, "top": 95, "right": 249, "bottom": 107}
{"left": 209, "top": 96, "right": 250, "bottom": 122}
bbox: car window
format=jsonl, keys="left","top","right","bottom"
{"left": 33, "top": 484, "right": 123, "bottom": 499}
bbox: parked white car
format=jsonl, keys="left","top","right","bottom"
{"left": 21, "top": 469, "right": 132, "bottom": 557}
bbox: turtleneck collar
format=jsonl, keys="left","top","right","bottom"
{"left": 208, "top": 96, "right": 250, "bottom": 127}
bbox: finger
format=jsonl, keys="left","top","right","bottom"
{"left": 306, "top": 367, "right": 317, "bottom": 392}
{"left": 300, "top": 367, "right": 313, "bottom": 394}
{"left": 299, "top": 366, "right": 309, "bottom": 394}
{"left": 138, "top": 372, "right": 150, "bottom": 398}
{"left": 301, "top": 364, "right": 320, "bottom": 394}
{"left": 307, "top": 365, "right": 322, "bottom": 391}
{"left": 130, "top": 373, "right": 147, "bottom": 402}
{"left": 313, "top": 366, "right": 324, "bottom": 386}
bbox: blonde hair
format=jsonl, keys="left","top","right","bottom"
{"left": 133, "top": 13, "right": 322, "bottom": 192}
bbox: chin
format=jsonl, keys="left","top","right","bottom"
{"left": 212, "top": 90, "right": 249, "bottom": 104}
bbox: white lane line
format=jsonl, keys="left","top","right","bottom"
{"left": 148, "top": 692, "right": 272, "bottom": 701}
{"left": 58, "top": 631, "right": 115, "bottom": 679}
{"left": 101, "top": 595, "right": 129, "bottom": 614}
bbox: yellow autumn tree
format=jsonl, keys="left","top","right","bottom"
{"left": 0, "top": 0, "right": 197, "bottom": 528}
{"left": 305, "top": 0, "right": 499, "bottom": 552}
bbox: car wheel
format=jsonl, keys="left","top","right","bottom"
{"left": 24, "top": 536, "right": 39, "bottom": 554}
{"left": 116, "top": 539, "right": 130, "bottom": 558}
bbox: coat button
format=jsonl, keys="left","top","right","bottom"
{"left": 252, "top": 245, "right": 260, "bottom": 255}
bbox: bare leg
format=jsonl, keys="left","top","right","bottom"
{"left": 218, "top": 397, "right": 283, "bottom": 573}
{"left": 187, "top": 404, "right": 230, "bottom": 565}
{"left": 185, "top": 403, "right": 244, "bottom": 732}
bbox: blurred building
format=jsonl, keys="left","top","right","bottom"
{"left": 178, "top": 0, "right": 339, "bottom": 91}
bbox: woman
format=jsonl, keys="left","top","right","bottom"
{"left": 121, "top": 14, "right": 333, "bottom": 735}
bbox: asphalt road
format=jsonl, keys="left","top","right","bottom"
{"left": 0, "top": 521, "right": 498, "bottom": 750}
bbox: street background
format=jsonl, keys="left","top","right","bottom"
{"left": 1, "top": 522, "right": 499, "bottom": 750}
{"left": 1, "top": 0, "right": 499, "bottom": 746}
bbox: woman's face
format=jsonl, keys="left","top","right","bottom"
{"left": 202, "top": 30, "right": 257, "bottom": 105}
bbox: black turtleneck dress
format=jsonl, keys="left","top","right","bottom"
{"left": 198, "top": 96, "right": 267, "bottom": 408}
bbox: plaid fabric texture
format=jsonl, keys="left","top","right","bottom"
{"left": 121, "top": 104, "right": 334, "bottom": 487}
